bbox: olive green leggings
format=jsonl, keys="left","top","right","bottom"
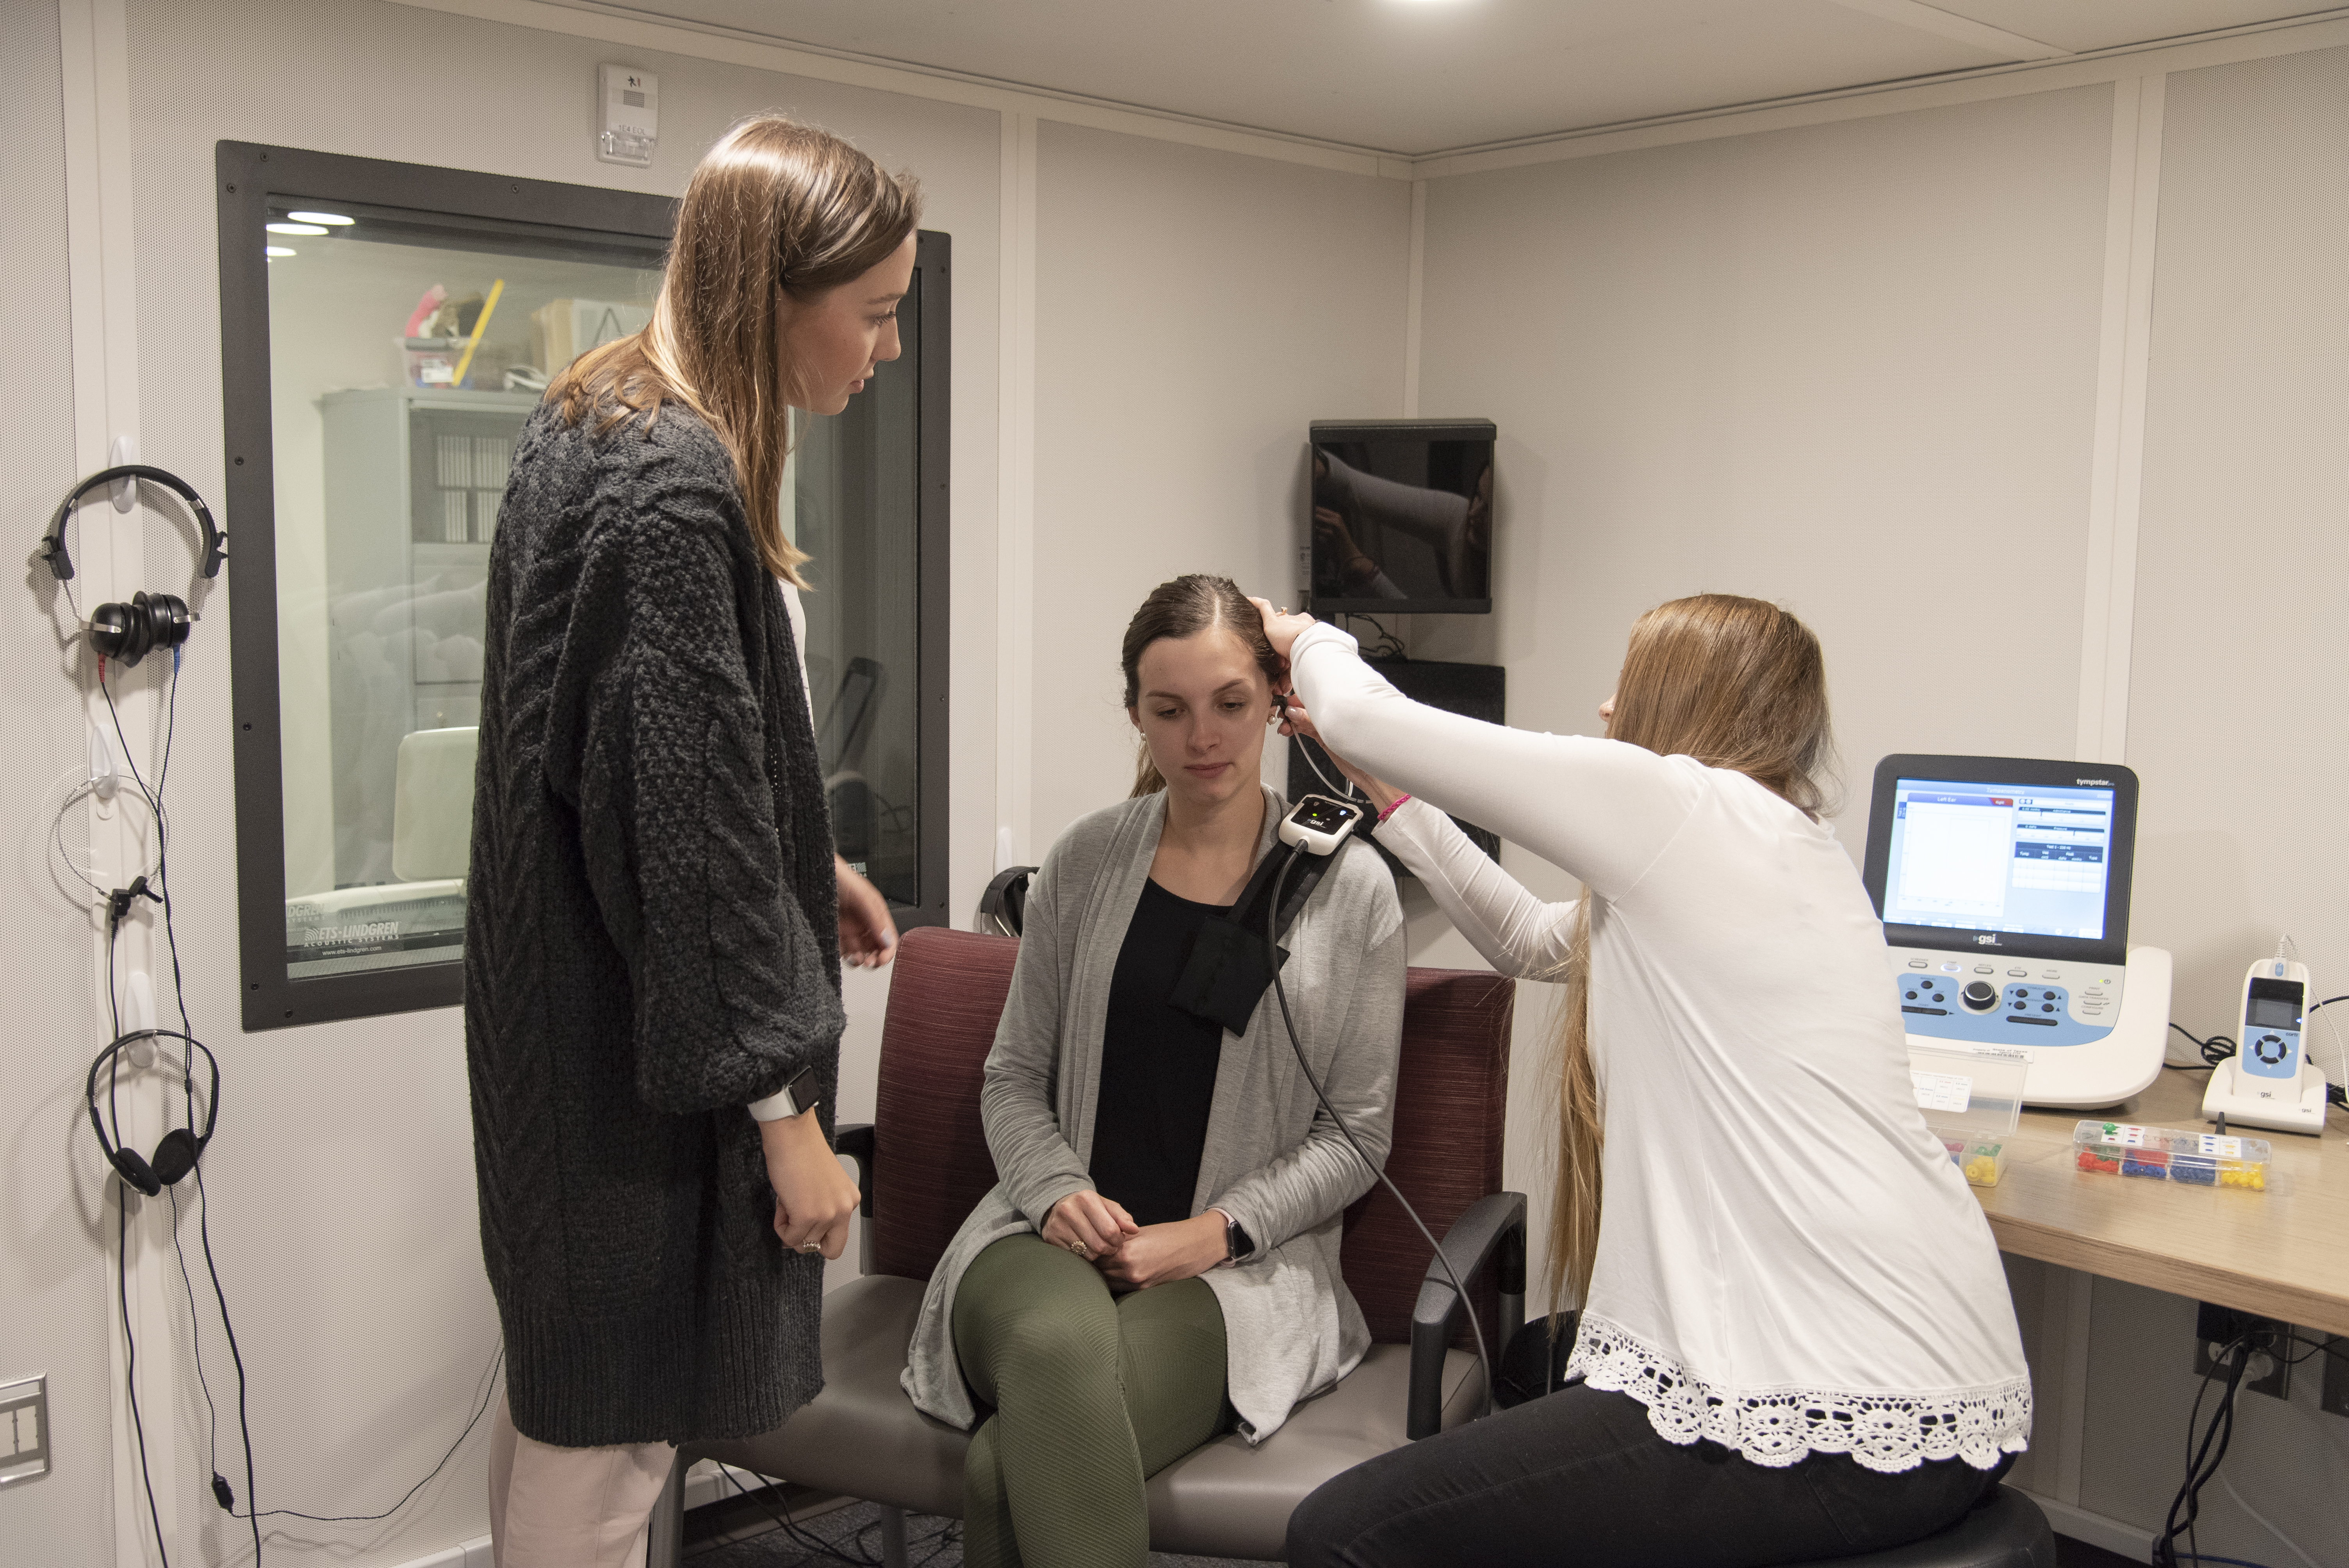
{"left": 952, "top": 1234, "right": 1231, "bottom": 1568}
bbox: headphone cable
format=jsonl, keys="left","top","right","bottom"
{"left": 1263, "top": 846, "right": 1496, "bottom": 1418}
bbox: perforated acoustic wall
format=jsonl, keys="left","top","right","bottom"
{"left": 0, "top": 4, "right": 118, "bottom": 1561}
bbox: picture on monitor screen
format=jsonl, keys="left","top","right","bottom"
{"left": 1308, "top": 421, "right": 1493, "bottom": 613}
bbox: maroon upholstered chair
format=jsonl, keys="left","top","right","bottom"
{"left": 686, "top": 925, "right": 1519, "bottom": 1565}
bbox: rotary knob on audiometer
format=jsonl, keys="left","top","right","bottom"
{"left": 1960, "top": 980, "right": 2000, "bottom": 1012}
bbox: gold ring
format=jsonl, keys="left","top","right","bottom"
{"left": 797, "top": 1242, "right": 822, "bottom": 1255}
{"left": 1069, "top": 1239, "right": 1090, "bottom": 1259}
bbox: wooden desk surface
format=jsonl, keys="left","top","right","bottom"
{"left": 1978, "top": 1071, "right": 2349, "bottom": 1336}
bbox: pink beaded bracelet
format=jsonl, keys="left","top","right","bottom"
{"left": 1376, "top": 794, "right": 1412, "bottom": 825}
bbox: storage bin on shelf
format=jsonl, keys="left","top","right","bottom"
{"left": 1908, "top": 1043, "right": 2026, "bottom": 1187}
{"left": 2070, "top": 1121, "right": 2269, "bottom": 1189}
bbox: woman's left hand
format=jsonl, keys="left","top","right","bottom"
{"left": 1248, "top": 597, "right": 1317, "bottom": 663}
{"left": 1094, "top": 1212, "right": 1228, "bottom": 1290}
{"left": 836, "top": 855, "right": 898, "bottom": 968}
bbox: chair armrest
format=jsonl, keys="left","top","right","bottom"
{"left": 1406, "top": 1190, "right": 1527, "bottom": 1440}
{"left": 835, "top": 1122, "right": 875, "bottom": 1215}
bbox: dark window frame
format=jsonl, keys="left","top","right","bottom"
{"left": 217, "top": 141, "right": 950, "bottom": 1031}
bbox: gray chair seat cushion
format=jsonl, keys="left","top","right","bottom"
{"left": 697, "top": 1272, "right": 1485, "bottom": 1562}
{"left": 1784, "top": 1486, "right": 2055, "bottom": 1568}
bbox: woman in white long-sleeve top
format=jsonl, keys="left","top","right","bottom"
{"left": 903, "top": 574, "right": 1407, "bottom": 1568}
{"left": 1262, "top": 593, "right": 2030, "bottom": 1568}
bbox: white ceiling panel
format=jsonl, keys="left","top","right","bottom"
{"left": 578, "top": 0, "right": 2339, "bottom": 155}
{"left": 1932, "top": 0, "right": 2328, "bottom": 55}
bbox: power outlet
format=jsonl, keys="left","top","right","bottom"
{"left": 0, "top": 1376, "right": 48, "bottom": 1487}
{"left": 2192, "top": 1303, "right": 2292, "bottom": 1400}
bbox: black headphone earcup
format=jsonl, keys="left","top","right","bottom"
{"left": 86, "top": 593, "right": 187, "bottom": 668}
{"left": 150, "top": 1128, "right": 199, "bottom": 1187}
{"left": 89, "top": 599, "right": 134, "bottom": 662}
{"left": 144, "top": 592, "right": 192, "bottom": 658}
{"left": 110, "top": 1146, "right": 164, "bottom": 1197}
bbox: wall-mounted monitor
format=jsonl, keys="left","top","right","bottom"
{"left": 1308, "top": 419, "right": 1494, "bottom": 615}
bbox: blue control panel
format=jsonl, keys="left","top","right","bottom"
{"left": 2242, "top": 1026, "right": 2303, "bottom": 1080}
{"left": 1891, "top": 950, "right": 2123, "bottom": 1049}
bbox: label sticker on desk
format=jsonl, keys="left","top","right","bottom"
{"left": 2195, "top": 1135, "right": 2245, "bottom": 1159}
{"left": 1911, "top": 1071, "right": 1972, "bottom": 1114}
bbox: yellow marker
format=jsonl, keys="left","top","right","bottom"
{"left": 447, "top": 278, "right": 505, "bottom": 392}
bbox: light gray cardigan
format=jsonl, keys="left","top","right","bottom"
{"left": 902, "top": 787, "right": 1407, "bottom": 1442}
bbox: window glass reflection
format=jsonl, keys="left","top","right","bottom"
{"left": 267, "top": 204, "right": 660, "bottom": 978}
{"left": 791, "top": 272, "right": 923, "bottom": 909}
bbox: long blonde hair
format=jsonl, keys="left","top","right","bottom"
{"left": 1120, "top": 575, "right": 1284, "bottom": 796}
{"left": 549, "top": 115, "right": 921, "bottom": 588}
{"left": 1548, "top": 593, "right": 1835, "bottom": 1315}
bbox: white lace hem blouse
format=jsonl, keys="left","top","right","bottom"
{"left": 1290, "top": 622, "right": 2032, "bottom": 1473}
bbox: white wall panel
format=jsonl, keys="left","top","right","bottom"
{"left": 1419, "top": 85, "right": 2115, "bottom": 860}
{"left": 1027, "top": 122, "right": 1410, "bottom": 844}
{"left": 2086, "top": 43, "right": 2349, "bottom": 1566}
{"left": 1, "top": 7, "right": 118, "bottom": 1561}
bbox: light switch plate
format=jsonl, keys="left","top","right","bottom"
{"left": 0, "top": 1376, "right": 49, "bottom": 1487}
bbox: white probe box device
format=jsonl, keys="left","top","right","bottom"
{"left": 2202, "top": 956, "right": 2331, "bottom": 1134}
{"left": 1862, "top": 755, "right": 2171, "bottom": 1109}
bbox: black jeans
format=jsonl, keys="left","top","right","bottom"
{"left": 1286, "top": 1384, "right": 2011, "bottom": 1568}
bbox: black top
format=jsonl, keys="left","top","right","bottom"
{"left": 1091, "top": 878, "right": 1230, "bottom": 1227}
{"left": 465, "top": 401, "right": 844, "bottom": 1446}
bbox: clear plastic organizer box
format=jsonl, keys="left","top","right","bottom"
{"left": 1908, "top": 1044, "right": 2026, "bottom": 1188}
{"left": 2070, "top": 1121, "right": 2270, "bottom": 1190}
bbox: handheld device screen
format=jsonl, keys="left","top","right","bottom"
{"left": 1291, "top": 796, "right": 1361, "bottom": 834}
{"left": 1881, "top": 778, "right": 2116, "bottom": 940}
{"left": 2245, "top": 982, "right": 2303, "bottom": 1030}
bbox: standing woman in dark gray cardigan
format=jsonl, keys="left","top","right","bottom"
{"left": 465, "top": 116, "right": 919, "bottom": 1568}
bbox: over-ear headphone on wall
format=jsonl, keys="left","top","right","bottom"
{"left": 86, "top": 1030, "right": 219, "bottom": 1197}
{"left": 38, "top": 465, "right": 227, "bottom": 667}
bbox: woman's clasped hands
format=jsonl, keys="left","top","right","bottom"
{"left": 1044, "top": 1190, "right": 1228, "bottom": 1290}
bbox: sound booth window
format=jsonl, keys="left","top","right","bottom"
{"left": 218, "top": 143, "right": 950, "bottom": 1030}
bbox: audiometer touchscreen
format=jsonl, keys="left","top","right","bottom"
{"left": 1880, "top": 779, "right": 2116, "bottom": 941}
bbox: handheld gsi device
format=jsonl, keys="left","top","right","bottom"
{"left": 1862, "top": 755, "right": 2172, "bottom": 1107}
{"left": 2203, "top": 957, "right": 2331, "bottom": 1135}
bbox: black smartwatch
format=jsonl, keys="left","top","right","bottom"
{"left": 1217, "top": 1208, "right": 1254, "bottom": 1267}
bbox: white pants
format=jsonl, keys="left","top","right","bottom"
{"left": 488, "top": 1394, "right": 678, "bottom": 1568}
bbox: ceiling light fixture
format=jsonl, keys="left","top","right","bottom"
{"left": 265, "top": 246, "right": 296, "bottom": 257}
{"left": 285, "top": 211, "right": 355, "bottom": 226}
{"left": 266, "top": 222, "right": 327, "bottom": 235}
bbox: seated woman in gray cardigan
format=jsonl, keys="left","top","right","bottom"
{"left": 902, "top": 573, "right": 1407, "bottom": 1568}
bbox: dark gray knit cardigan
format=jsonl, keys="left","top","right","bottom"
{"left": 465, "top": 398, "right": 843, "bottom": 1447}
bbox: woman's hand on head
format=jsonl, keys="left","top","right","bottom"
{"left": 1043, "top": 1190, "right": 1138, "bottom": 1261}
{"left": 1249, "top": 597, "right": 1317, "bottom": 664}
{"left": 835, "top": 854, "right": 898, "bottom": 968}
{"left": 1094, "top": 1213, "right": 1229, "bottom": 1290}
{"left": 763, "top": 1110, "right": 861, "bottom": 1260}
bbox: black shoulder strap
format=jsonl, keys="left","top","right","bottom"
{"left": 1168, "top": 840, "right": 1340, "bottom": 1037}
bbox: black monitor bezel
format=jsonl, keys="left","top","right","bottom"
{"left": 1307, "top": 419, "right": 1495, "bottom": 616}
{"left": 1861, "top": 753, "right": 2139, "bottom": 968}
